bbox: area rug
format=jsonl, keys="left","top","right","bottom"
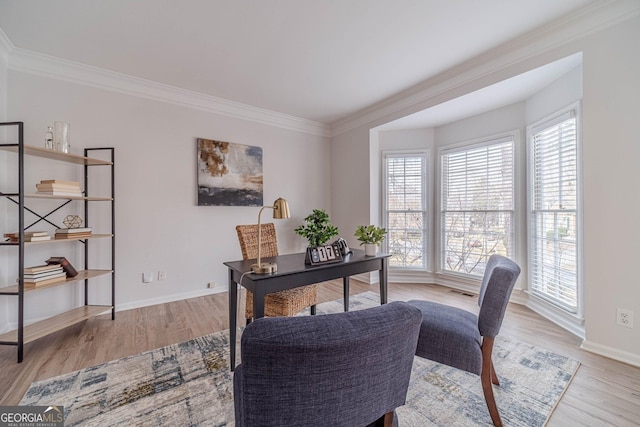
{"left": 20, "top": 292, "right": 580, "bottom": 426}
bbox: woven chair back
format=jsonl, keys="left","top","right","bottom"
{"left": 236, "top": 223, "right": 279, "bottom": 260}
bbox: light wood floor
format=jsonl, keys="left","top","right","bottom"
{"left": 1, "top": 281, "right": 639, "bottom": 426}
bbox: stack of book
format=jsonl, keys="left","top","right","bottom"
{"left": 21, "top": 264, "right": 67, "bottom": 287}
{"left": 3, "top": 231, "right": 52, "bottom": 242}
{"left": 55, "top": 227, "right": 92, "bottom": 240}
{"left": 36, "top": 179, "right": 83, "bottom": 197}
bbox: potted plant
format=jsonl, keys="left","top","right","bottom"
{"left": 295, "top": 209, "right": 339, "bottom": 248}
{"left": 354, "top": 225, "right": 387, "bottom": 256}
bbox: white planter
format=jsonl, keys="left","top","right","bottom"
{"left": 364, "top": 243, "right": 377, "bottom": 256}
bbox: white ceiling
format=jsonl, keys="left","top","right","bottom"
{"left": 0, "top": 0, "right": 595, "bottom": 124}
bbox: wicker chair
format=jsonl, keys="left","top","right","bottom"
{"left": 236, "top": 223, "right": 317, "bottom": 324}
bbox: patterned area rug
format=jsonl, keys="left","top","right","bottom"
{"left": 21, "top": 292, "right": 580, "bottom": 426}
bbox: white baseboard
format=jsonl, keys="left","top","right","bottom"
{"left": 581, "top": 339, "right": 640, "bottom": 368}
{"left": 526, "top": 295, "right": 585, "bottom": 339}
{"left": 116, "top": 287, "right": 225, "bottom": 313}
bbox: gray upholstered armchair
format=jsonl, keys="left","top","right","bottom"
{"left": 408, "top": 254, "right": 521, "bottom": 427}
{"left": 233, "top": 301, "right": 422, "bottom": 427}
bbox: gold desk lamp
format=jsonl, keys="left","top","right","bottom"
{"left": 252, "top": 197, "right": 291, "bottom": 274}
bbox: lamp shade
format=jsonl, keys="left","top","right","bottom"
{"left": 272, "top": 198, "right": 291, "bottom": 219}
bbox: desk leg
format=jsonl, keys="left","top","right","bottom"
{"left": 379, "top": 257, "right": 388, "bottom": 304}
{"left": 252, "top": 286, "right": 265, "bottom": 319}
{"left": 343, "top": 277, "right": 350, "bottom": 311}
{"left": 228, "top": 269, "right": 237, "bottom": 371}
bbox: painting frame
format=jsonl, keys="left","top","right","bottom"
{"left": 196, "top": 138, "right": 264, "bottom": 207}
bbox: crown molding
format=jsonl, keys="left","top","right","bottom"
{"left": 6, "top": 48, "right": 331, "bottom": 138}
{"left": 330, "top": 0, "right": 640, "bottom": 137}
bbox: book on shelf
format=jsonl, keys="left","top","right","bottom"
{"left": 23, "top": 271, "right": 65, "bottom": 281}
{"left": 4, "top": 231, "right": 49, "bottom": 237}
{"left": 3, "top": 232, "right": 52, "bottom": 242}
{"left": 23, "top": 275, "right": 67, "bottom": 288}
{"left": 25, "top": 235, "right": 52, "bottom": 242}
{"left": 39, "top": 179, "right": 81, "bottom": 186}
{"left": 23, "top": 268, "right": 65, "bottom": 281}
{"left": 55, "top": 227, "right": 92, "bottom": 234}
{"left": 24, "top": 264, "right": 63, "bottom": 274}
{"left": 46, "top": 256, "right": 79, "bottom": 277}
{"left": 26, "top": 231, "right": 49, "bottom": 237}
{"left": 55, "top": 233, "right": 92, "bottom": 239}
{"left": 35, "top": 191, "right": 84, "bottom": 197}
{"left": 36, "top": 183, "right": 81, "bottom": 190}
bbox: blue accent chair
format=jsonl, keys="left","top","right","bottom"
{"left": 408, "top": 254, "right": 521, "bottom": 427}
{"left": 233, "top": 301, "right": 423, "bottom": 427}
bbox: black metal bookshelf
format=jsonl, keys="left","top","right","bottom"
{"left": 0, "top": 121, "right": 115, "bottom": 362}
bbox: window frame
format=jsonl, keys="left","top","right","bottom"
{"left": 526, "top": 101, "right": 583, "bottom": 318}
{"left": 438, "top": 131, "right": 518, "bottom": 279}
{"left": 381, "top": 149, "right": 430, "bottom": 271}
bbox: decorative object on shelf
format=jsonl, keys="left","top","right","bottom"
{"left": 36, "top": 180, "right": 83, "bottom": 197}
{"left": 251, "top": 198, "right": 291, "bottom": 274}
{"left": 54, "top": 121, "right": 71, "bottom": 153}
{"left": 196, "top": 138, "right": 263, "bottom": 207}
{"left": 63, "top": 215, "right": 83, "bottom": 228}
{"left": 295, "top": 209, "right": 340, "bottom": 265}
{"left": 44, "top": 126, "right": 54, "bottom": 150}
{"left": 355, "top": 225, "right": 387, "bottom": 256}
{"left": 333, "top": 237, "right": 352, "bottom": 256}
{"left": 46, "top": 256, "right": 79, "bottom": 277}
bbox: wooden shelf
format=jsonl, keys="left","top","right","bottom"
{"left": 24, "top": 193, "right": 112, "bottom": 201}
{"left": 1, "top": 269, "right": 113, "bottom": 293}
{"left": 15, "top": 234, "right": 113, "bottom": 245}
{"left": 0, "top": 305, "right": 113, "bottom": 344}
{"left": 0, "top": 144, "right": 112, "bottom": 165}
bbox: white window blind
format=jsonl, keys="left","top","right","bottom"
{"left": 383, "top": 152, "right": 427, "bottom": 268}
{"left": 441, "top": 136, "right": 514, "bottom": 276}
{"left": 529, "top": 109, "right": 579, "bottom": 312}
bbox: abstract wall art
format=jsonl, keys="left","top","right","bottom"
{"left": 197, "top": 138, "right": 263, "bottom": 206}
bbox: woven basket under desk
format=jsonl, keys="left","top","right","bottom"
{"left": 245, "top": 285, "right": 318, "bottom": 319}
{"left": 236, "top": 223, "right": 318, "bottom": 320}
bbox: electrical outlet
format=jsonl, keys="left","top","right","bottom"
{"left": 158, "top": 271, "right": 167, "bottom": 281}
{"left": 616, "top": 308, "right": 634, "bottom": 328}
{"left": 208, "top": 282, "right": 216, "bottom": 289}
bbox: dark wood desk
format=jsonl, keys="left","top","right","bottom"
{"left": 224, "top": 249, "right": 390, "bottom": 370}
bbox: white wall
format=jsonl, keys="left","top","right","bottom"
{"left": 580, "top": 17, "right": 640, "bottom": 363}
{"left": 526, "top": 65, "right": 583, "bottom": 124}
{"left": 330, "top": 15, "right": 640, "bottom": 365}
{"left": 1, "top": 71, "right": 331, "bottom": 329}
{"left": 330, "top": 126, "right": 372, "bottom": 250}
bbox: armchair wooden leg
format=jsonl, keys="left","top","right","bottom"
{"left": 481, "top": 336, "right": 502, "bottom": 427}
{"left": 491, "top": 360, "right": 500, "bottom": 386}
{"left": 373, "top": 411, "right": 394, "bottom": 427}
